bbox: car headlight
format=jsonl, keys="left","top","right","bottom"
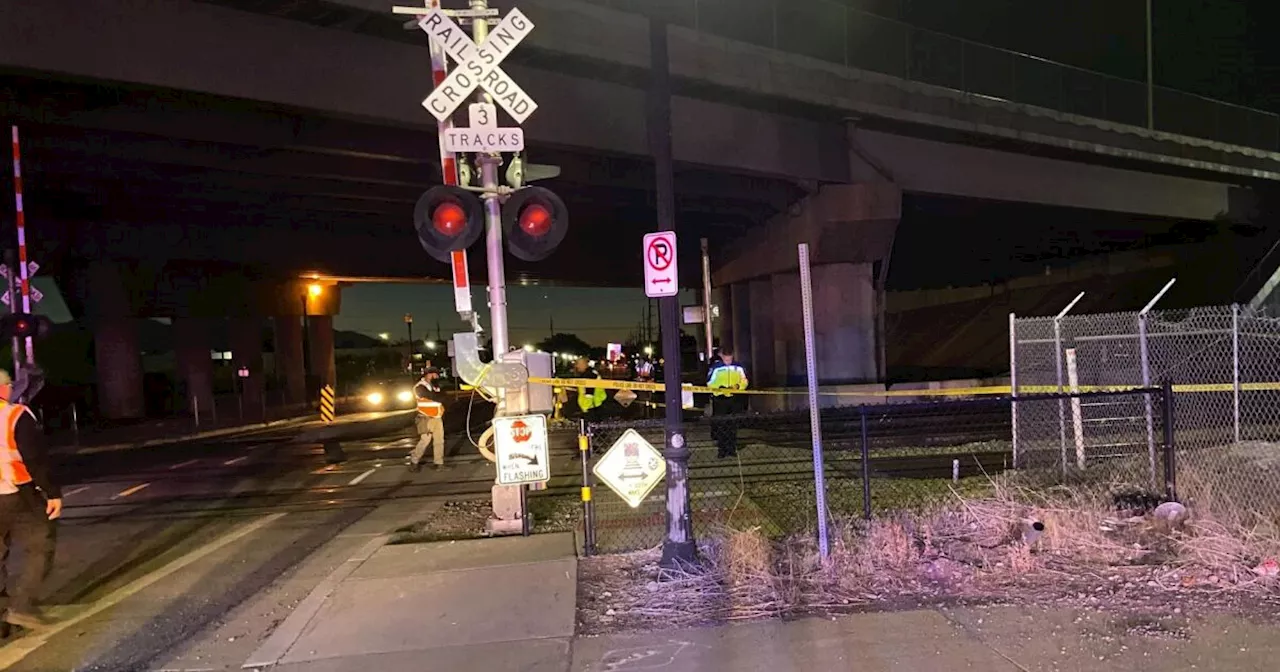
{"left": 396, "top": 390, "right": 413, "bottom": 403}
{"left": 366, "top": 392, "right": 385, "bottom": 405}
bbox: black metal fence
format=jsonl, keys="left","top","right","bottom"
{"left": 581, "top": 386, "right": 1173, "bottom": 555}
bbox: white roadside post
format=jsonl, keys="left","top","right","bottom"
{"left": 798, "top": 243, "right": 830, "bottom": 560}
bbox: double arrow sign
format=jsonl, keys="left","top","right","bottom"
{"left": 418, "top": 7, "right": 539, "bottom": 124}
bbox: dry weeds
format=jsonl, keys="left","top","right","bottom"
{"left": 578, "top": 478, "right": 1280, "bottom": 635}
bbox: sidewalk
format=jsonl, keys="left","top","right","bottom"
{"left": 240, "top": 531, "right": 1280, "bottom": 672}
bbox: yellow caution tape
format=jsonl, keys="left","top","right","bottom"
{"left": 463, "top": 377, "right": 1280, "bottom": 399}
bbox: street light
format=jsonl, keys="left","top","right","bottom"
{"left": 643, "top": 345, "right": 654, "bottom": 356}
{"left": 425, "top": 340, "right": 437, "bottom": 350}
{"left": 379, "top": 333, "right": 390, "bottom": 341}
{"left": 523, "top": 344, "right": 535, "bottom": 352}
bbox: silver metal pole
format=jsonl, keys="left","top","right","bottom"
{"left": 1052, "top": 292, "right": 1083, "bottom": 481}
{"left": 700, "top": 238, "right": 714, "bottom": 361}
{"left": 1139, "top": 278, "right": 1174, "bottom": 490}
{"left": 798, "top": 243, "right": 829, "bottom": 559}
{"left": 470, "top": 0, "right": 509, "bottom": 358}
{"left": 1233, "top": 303, "right": 1241, "bottom": 443}
{"left": 1053, "top": 317, "right": 1066, "bottom": 481}
{"left": 1152, "top": 0, "right": 1162, "bottom": 129}
{"left": 1008, "top": 312, "right": 1019, "bottom": 468}
{"left": 1138, "top": 314, "right": 1156, "bottom": 487}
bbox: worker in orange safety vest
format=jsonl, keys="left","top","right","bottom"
{"left": 0, "top": 369, "right": 61, "bottom": 630}
{"left": 407, "top": 368, "right": 447, "bottom": 471}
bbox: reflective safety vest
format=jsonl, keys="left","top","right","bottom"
{"left": 415, "top": 382, "right": 444, "bottom": 418}
{"left": 0, "top": 402, "right": 33, "bottom": 489}
{"left": 707, "top": 364, "right": 749, "bottom": 397}
{"left": 577, "top": 374, "right": 607, "bottom": 412}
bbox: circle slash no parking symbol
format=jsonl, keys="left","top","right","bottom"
{"left": 647, "top": 238, "right": 673, "bottom": 271}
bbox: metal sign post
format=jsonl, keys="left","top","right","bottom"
{"left": 647, "top": 19, "right": 695, "bottom": 569}
{"left": 798, "top": 243, "right": 830, "bottom": 559}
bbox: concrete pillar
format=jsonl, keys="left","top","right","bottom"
{"left": 273, "top": 315, "right": 306, "bottom": 405}
{"left": 729, "top": 282, "right": 753, "bottom": 369}
{"left": 813, "top": 262, "right": 878, "bottom": 384}
{"left": 231, "top": 317, "right": 266, "bottom": 419}
{"left": 748, "top": 278, "right": 775, "bottom": 387}
{"left": 86, "top": 263, "right": 145, "bottom": 420}
{"left": 772, "top": 272, "right": 803, "bottom": 398}
{"left": 172, "top": 317, "right": 215, "bottom": 417}
{"left": 308, "top": 314, "right": 336, "bottom": 393}
{"left": 713, "top": 285, "right": 733, "bottom": 353}
{"left": 94, "top": 318, "right": 146, "bottom": 420}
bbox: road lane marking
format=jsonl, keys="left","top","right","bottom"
{"left": 169, "top": 459, "right": 200, "bottom": 470}
{"left": 347, "top": 468, "right": 377, "bottom": 486}
{"left": 112, "top": 483, "right": 151, "bottom": 500}
{"left": 223, "top": 456, "right": 248, "bottom": 466}
{"left": 62, "top": 485, "right": 91, "bottom": 497}
{"left": 0, "top": 512, "right": 287, "bottom": 668}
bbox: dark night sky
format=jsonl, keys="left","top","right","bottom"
{"left": 18, "top": 0, "right": 1280, "bottom": 341}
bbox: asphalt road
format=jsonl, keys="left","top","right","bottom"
{"left": 0, "top": 398, "right": 554, "bottom": 672}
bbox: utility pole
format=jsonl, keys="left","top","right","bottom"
{"left": 700, "top": 238, "right": 713, "bottom": 361}
{"left": 405, "top": 313, "right": 415, "bottom": 373}
{"left": 649, "top": 19, "right": 695, "bottom": 568}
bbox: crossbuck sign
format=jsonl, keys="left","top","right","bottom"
{"left": 418, "top": 7, "right": 539, "bottom": 124}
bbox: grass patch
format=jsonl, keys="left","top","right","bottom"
{"left": 578, "top": 473, "right": 1280, "bottom": 635}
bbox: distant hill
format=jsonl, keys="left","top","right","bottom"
{"left": 335, "top": 330, "right": 382, "bottom": 349}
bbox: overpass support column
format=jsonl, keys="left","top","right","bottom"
{"left": 308, "top": 315, "right": 336, "bottom": 393}
{"left": 230, "top": 318, "right": 266, "bottom": 420}
{"left": 273, "top": 316, "right": 306, "bottom": 405}
{"left": 771, "top": 272, "right": 803, "bottom": 410}
{"left": 173, "top": 317, "right": 215, "bottom": 417}
{"left": 86, "top": 263, "right": 145, "bottom": 420}
{"left": 729, "top": 283, "right": 752, "bottom": 369}
{"left": 747, "top": 278, "right": 775, "bottom": 410}
{"left": 712, "top": 285, "right": 733, "bottom": 353}
{"left": 812, "top": 262, "right": 878, "bottom": 384}
{"left": 714, "top": 182, "right": 900, "bottom": 400}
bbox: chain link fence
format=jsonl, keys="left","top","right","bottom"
{"left": 582, "top": 387, "right": 1170, "bottom": 555}
{"left": 1012, "top": 303, "right": 1280, "bottom": 522}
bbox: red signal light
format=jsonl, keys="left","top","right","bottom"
{"left": 432, "top": 201, "right": 468, "bottom": 237}
{"left": 518, "top": 203, "right": 552, "bottom": 238}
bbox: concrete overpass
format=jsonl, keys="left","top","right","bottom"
{"left": 3, "top": 0, "right": 1279, "bottom": 418}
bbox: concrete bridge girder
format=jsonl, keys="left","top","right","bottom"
{"left": 0, "top": 0, "right": 1244, "bottom": 222}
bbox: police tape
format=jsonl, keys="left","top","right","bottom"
{"left": 460, "top": 377, "right": 1280, "bottom": 398}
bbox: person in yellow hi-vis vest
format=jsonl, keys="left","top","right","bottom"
{"left": 707, "top": 348, "right": 749, "bottom": 458}
{"left": 573, "top": 358, "right": 607, "bottom": 422}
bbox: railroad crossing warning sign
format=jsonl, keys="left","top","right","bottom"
{"left": 593, "top": 428, "right": 665, "bottom": 508}
{"left": 442, "top": 103, "right": 525, "bottom": 153}
{"left": 0, "top": 263, "right": 42, "bottom": 305}
{"left": 643, "top": 232, "right": 678, "bottom": 298}
{"left": 418, "top": 7, "right": 539, "bottom": 123}
{"left": 494, "top": 414, "right": 550, "bottom": 485}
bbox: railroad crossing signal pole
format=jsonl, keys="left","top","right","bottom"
{"left": 648, "top": 20, "right": 696, "bottom": 568}
{"left": 401, "top": 0, "right": 549, "bottom": 534}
